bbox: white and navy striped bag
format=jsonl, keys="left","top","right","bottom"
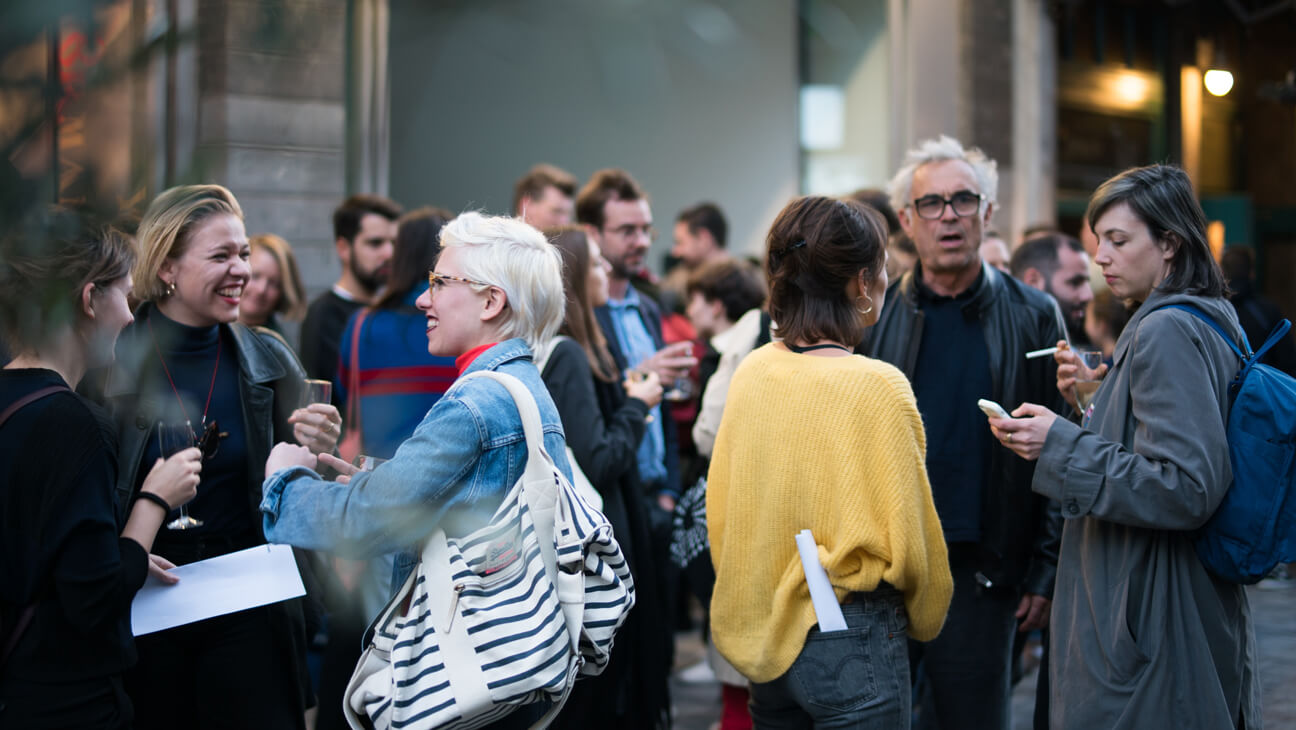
{"left": 342, "top": 371, "right": 635, "bottom": 730}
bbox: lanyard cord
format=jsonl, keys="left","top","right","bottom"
{"left": 147, "top": 317, "right": 221, "bottom": 434}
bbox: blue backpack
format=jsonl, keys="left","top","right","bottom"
{"left": 1162, "top": 304, "right": 1296, "bottom": 584}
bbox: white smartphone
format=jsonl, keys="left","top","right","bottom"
{"left": 977, "top": 398, "right": 1012, "bottom": 420}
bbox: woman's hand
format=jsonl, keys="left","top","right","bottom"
{"left": 289, "top": 403, "right": 341, "bottom": 454}
{"left": 147, "top": 554, "right": 180, "bottom": 585}
{"left": 624, "top": 370, "right": 663, "bottom": 408}
{"left": 140, "top": 448, "right": 202, "bottom": 511}
{"left": 317, "top": 452, "right": 361, "bottom": 485}
{"left": 987, "top": 403, "right": 1057, "bottom": 462}
{"left": 1054, "top": 341, "right": 1107, "bottom": 416}
{"left": 266, "top": 442, "right": 317, "bottom": 478}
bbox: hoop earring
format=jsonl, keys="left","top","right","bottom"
{"left": 855, "top": 294, "right": 873, "bottom": 316}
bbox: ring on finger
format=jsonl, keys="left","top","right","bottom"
{"left": 1006, "top": 432, "right": 1014, "bottom": 444}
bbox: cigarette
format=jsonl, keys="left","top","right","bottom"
{"left": 1025, "top": 346, "right": 1060, "bottom": 359}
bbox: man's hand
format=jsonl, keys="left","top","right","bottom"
{"left": 1016, "top": 593, "right": 1051, "bottom": 632}
{"left": 637, "top": 342, "right": 697, "bottom": 383}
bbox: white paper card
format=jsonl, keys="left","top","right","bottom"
{"left": 131, "top": 544, "right": 305, "bottom": 636}
{"left": 795, "top": 529, "right": 847, "bottom": 632}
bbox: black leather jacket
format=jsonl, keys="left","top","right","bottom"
{"left": 862, "top": 262, "right": 1065, "bottom": 597}
{"left": 101, "top": 303, "right": 305, "bottom": 519}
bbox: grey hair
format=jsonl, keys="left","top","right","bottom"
{"left": 439, "top": 212, "right": 566, "bottom": 354}
{"left": 887, "top": 135, "right": 999, "bottom": 213}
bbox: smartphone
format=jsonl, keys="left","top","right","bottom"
{"left": 977, "top": 398, "right": 1012, "bottom": 420}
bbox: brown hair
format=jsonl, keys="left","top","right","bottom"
{"left": 333, "top": 194, "right": 402, "bottom": 243}
{"left": 686, "top": 258, "right": 766, "bottom": 323}
{"left": 765, "top": 196, "right": 887, "bottom": 346}
{"left": 133, "top": 184, "right": 243, "bottom": 302}
{"left": 375, "top": 206, "right": 454, "bottom": 309}
{"left": 575, "top": 169, "right": 646, "bottom": 231}
{"left": 512, "top": 164, "right": 577, "bottom": 216}
{"left": 546, "top": 227, "right": 618, "bottom": 382}
{"left": 0, "top": 206, "right": 136, "bottom": 354}
{"left": 248, "top": 233, "right": 307, "bottom": 321}
{"left": 1085, "top": 164, "right": 1227, "bottom": 300}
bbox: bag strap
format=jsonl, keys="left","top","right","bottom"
{"left": 533, "top": 335, "right": 570, "bottom": 377}
{"left": 344, "top": 309, "right": 370, "bottom": 437}
{"left": 1157, "top": 304, "right": 1251, "bottom": 359}
{"left": 0, "top": 383, "right": 70, "bottom": 670}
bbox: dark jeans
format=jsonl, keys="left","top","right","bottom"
{"left": 910, "top": 544, "right": 1017, "bottom": 730}
{"left": 126, "top": 604, "right": 307, "bottom": 730}
{"left": 750, "top": 588, "right": 911, "bottom": 729}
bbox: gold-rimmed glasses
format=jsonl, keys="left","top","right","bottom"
{"left": 428, "top": 271, "right": 491, "bottom": 291}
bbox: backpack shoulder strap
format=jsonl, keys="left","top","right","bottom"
{"left": 0, "top": 385, "right": 71, "bottom": 429}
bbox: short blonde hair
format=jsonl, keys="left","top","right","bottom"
{"left": 133, "top": 184, "right": 243, "bottom": 302}
{"left": 249, "top": 233, "right": 308, "bottom": 321}
{"left": 439, "top": 212, "right": 565, "bottom": 354}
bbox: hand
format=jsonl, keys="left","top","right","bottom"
{"left": 266, "top": 442, "right": 317, "bottom": 478}
{"left": 140, "top": 448, "right": 202, "bottom": 511}
{"left": 656, "top": 493, "right": 677, "bottom": 512}
{"left": 1016, "top": 593, "right": 1051, "bottom": 632}
{"left": 1054, "top": 341, "right": 1107, "bottom": 416}
{"left": 638, "top": 341, "right": 697, "bottom": 383}
{"left": 147, "top": 554, "right": 180, "bottom": 585}
{"left": 988, "top": 403, "right": 1057, "bottom": 462}
{"left": 317, "top": 452, "right": 360, "bottom": 485}
{"left": 289, "top": 403, "right": 341, "bottom": 454}
{"left": 624, "top": 369, "right": 663, "bottom": 408}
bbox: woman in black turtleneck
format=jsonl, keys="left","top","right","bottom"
{"left": 0, "top": 208, "right": 199, "bottom": 729}
{"left": 95, "top": 185, "right": 341, "bottom": 730}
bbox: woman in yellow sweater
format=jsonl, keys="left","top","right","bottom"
{"left": 708, "top": 195, "right": 953, "bottom": 728}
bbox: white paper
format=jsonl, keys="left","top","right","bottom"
{"left": 795, "top": 529, "right": 847, "bottom": 632}
{"left": 131, "top": 544, "right": 305, "bottom": 636}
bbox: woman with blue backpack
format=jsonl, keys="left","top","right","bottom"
{"left": 988, "top": 164, "right": 1259, "bottom": 728}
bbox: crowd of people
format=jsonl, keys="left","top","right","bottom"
{"left": 0, "top": 134, "right": 1285, "bottom": 730}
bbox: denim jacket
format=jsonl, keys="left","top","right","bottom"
{"left": 261, "top": 339, "right": 573, "bottom": 586}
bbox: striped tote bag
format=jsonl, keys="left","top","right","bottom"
{"left": 343, "top": 371, "right": 635, "bottom": 729}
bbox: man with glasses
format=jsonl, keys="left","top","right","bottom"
{"left": 576, "top": 168, "right": 696, "bottom": 512}
{"left": 861, "top": 136, "right": 1065, "bottom": 730}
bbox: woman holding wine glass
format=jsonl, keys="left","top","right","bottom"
{"left": 989, "top": 165, "right": 1259, "bottom": 728}
{"left": 97, "top": 185, "right": 340, "bottom": 729}
{"left": 0, "top": 207, "right": 199, "bottom": 728}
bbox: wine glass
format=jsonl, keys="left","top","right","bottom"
{"left": 302, "top": 379, "right": 332, "bottom": 409}
{"left": 662, "top": 376, "right": 694, "bottom": 402}
{"left": 159, "top": 422, "right": 203, "bottom": 530}
{"left": 1073, "top": 349, "right": 1105, "bottom": 413}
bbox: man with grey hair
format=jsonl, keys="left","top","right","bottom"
{"left": 861, "top": 135, "right": 1065, "bottom": 729}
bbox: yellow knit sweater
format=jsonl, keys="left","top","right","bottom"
{"left": 707, "top": 344, "right": 953, "bottom": 683}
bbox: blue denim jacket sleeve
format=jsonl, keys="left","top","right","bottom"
{"left": 261, "top": 393, "right": 485, "bottom": 557}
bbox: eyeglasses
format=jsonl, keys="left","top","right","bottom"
{"left": 911, "top": 191, "right": 985, "bottom": 220}
{"left": 602, "top": 223, "right": 657, "bottom": 242}
{"left": 428, "top": 271, "right": 491, "bottom": 291}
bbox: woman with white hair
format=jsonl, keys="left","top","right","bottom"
{"left": 261, "top": 211, "right": 573, "bottom": 595}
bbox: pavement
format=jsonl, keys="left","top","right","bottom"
{"left": 669, "top": 581, "right": 1296, "bottom": 729}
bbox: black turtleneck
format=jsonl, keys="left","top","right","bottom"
{"left": 135, "top": 311, "right": 250, "bottom": 554}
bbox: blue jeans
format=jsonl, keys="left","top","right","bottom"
{"left": 750, "top": 588, "right": 911, "bottom": 729}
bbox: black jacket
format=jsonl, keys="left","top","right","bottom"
{"left": 862, "top": 262, "right": 1065, "bottom": 597}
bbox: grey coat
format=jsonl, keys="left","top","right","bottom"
{"left": 1034, "top": 290, "right": 1260, "bottom": 729}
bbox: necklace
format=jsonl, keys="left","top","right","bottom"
{"left": 787, "top": 342, "right": 852, "bottom": 354}
{"left": 148, "top": 317, "right": 221, "bottom": 439}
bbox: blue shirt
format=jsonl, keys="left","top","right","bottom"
{"left": 604, "top": 287, "right": 667, "bottom": 487}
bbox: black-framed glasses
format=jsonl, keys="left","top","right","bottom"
{"left": 428, "top": 271, "right": 491, "bottom": 291}
{"left": 911, "top": 191, "right": 984, "bottom": 220}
